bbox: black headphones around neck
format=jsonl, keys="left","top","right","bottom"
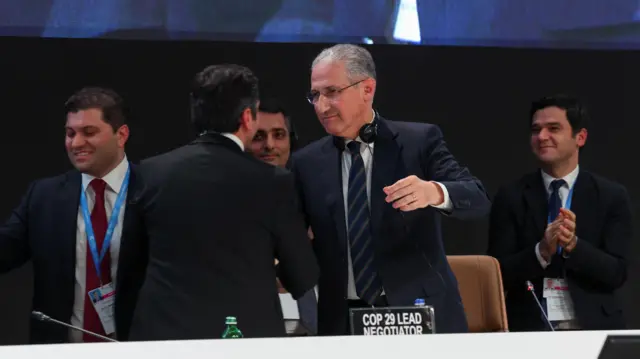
{"left": 358, "top": 121, "right": 378, "bottom": 144}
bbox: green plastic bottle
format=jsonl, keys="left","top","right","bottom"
{"left": 222, "top": 316, "right": 243, "bottom": 338}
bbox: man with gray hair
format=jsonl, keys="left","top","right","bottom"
{"left": 289, "top": 44, "right": 491, "bottom": 335}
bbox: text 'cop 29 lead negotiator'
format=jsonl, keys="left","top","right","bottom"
{"left": 361, "top": 312, "right": 425, "bottom": 335}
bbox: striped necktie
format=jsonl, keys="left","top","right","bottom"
{"left": 346, "top": 141, "right": 382, "bottom": 305}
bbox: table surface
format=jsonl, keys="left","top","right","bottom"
{"left": 1, "top": 330, "right": 639, "bottom": 359}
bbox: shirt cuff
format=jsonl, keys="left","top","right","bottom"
{"left": 431, "top": 182, "right": 453, "bottom": 211}
{"left": 535, "top": 242, "right": 551, "bottom": 268}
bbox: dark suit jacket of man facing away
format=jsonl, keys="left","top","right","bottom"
{"left": 124, "top": 133, "right": 319, "bottom": 340}
{"left": 0, "top": 164, "right": 144, "bottom": 344}
{"left": 487, "top": 170, "right": 632, "bottom": 331}
{"left": 290, "top": 116, "right": 491, "bottom": 335}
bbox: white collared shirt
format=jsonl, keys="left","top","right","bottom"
{"left": 221, "top": 133, "right": 244, "bottom": 151}
{"left": 535, "top": 165, "right": 580, "bottom": 268}
{"left": 341, "top": 114, "right": 453, "bottom": 300}
{"left": 69, "top": 155, "right": 130, "bottom": 342}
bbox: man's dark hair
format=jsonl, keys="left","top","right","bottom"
{"left": 258, "top": 98, "right": 292, "bottom": 132}
{"left": 190, "top": 64, "right": 259, "bottom": 134}
{"left": 64, "top": 87, "right": 126, "bottom": 132}
{"left": 530, "top": 94, "right": 589, "bottom": 135}
{"left": 259, "top": 98, "right": 288, "bottom": 117}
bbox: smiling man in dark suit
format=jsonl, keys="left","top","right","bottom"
{"left": 0, "top": 87, "right": 143, "bottom": 343}
{"left": 487, "top": 94, "right": 633, "bottom": 331}
{"left": 290, "top": 44, "right": 491, "bottom": 336}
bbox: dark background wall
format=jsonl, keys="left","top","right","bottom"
{"left": 0, "top": 37, "right": 638, "bottom": 344}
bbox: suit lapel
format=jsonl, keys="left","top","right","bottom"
{"left": 121, "top": 163, "right": 137, "bottom": 232}
{"left": 56, "top": 171, "right": 81, "bottom": 306}
{"left": 568, "top": 171, "right": 596, "bottom": 242}
{"left": 120, "top": 163, "right": 139, "bottom": 262}
{"left": 320, "top": 117, "right": 401, "bottom": 249}
{"left": 370, "top": 119, "right": 401, "bottom": 238}
{"left": 320, "top": 140, "right": 348, "bottom": 250}
{"left": 523, "top": 171, "right": 548, "bottom": 240}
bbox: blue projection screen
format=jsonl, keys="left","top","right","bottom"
{"left": 2, "top": 0, "right": 640, "bottom": 49}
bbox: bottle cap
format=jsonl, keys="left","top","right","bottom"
{"left": 225, "top": 316, "right": 237, "bottom": 325}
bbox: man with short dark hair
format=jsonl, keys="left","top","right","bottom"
{"left": 0, "top": 87, "right": 142, "bottom": 344}
{"left": 124, "top": 64, "right": 319, "bottom": 341}
{"left": 488, "top": 94, "right": 633, "bottom": 331}
{"left": 250, "top": 98, "right": 295, "bottom": 168}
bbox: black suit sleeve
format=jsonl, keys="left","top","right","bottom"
{"left": 271, "top": 170, "right": 319, "bottom": 300}
{"left": 487, "top": 186, "right": 545, "bottom": 291}
{"left": 564, "top": 185, "right": 632, "bottom": 290}
{"left": 421, "top": 125, "right": 491, "bottom": 219}
{"left": 0, "top": 182, "right": 35, "bottom": 273}
{"left": 115, "top": 209, "right": 148, "bottom": 340}
{"left": 287, "top": 155, "right": 310, "bottom": 228}
{"left": 115, "top": 172, "right": 150, "bottom": 341}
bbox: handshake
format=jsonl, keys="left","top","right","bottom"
{"left": 540, "top": 208, "right": 578, "bottom": 261}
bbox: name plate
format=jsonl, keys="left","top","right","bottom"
{"left": 349, "top": 305, "right": 435, "bottom": 336}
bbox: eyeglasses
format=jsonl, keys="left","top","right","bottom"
{"left": 306, "top": 79, "right": 366, "bottom": 105}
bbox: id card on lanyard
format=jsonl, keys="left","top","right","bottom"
{"left": 79, "top": 166, "right": 130, "bottom": 334}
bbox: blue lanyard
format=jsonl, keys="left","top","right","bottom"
{"left": 80, "top": 166, "right": 130, "bottom": 283}
{"left": 548, "top": 185, "right": 574, "bottom": 255}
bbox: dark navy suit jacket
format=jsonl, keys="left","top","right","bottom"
{"left": 290, "top": 117, "right": 491, "bottom": 335}
{"left": 0, "top": 164, "right": 144, "bottom": 343}
{"left": 487, "top": 170, "right": 632, "bottom": 331}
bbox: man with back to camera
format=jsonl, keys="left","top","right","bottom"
{"left": 487, "top": 94, "right": 633, "bottom": 331}
{"left": 289, "top": 43, "right": 492, "bottom": 335}
{"left": 0, "top": 87, "right": 144, "bottom": 343}
{"left": 123, "top": 64, "right": 320, "bottom": 341}
{"left": 248, "top": 98, "right": 318, "bottom": 336}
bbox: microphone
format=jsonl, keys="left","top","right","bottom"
{"left": 525, "top": 281, "right": 555, "bottom": 332}
{"left": 31, "top": 311, "right": 119, "bottom": 342}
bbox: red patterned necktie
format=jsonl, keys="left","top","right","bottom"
{"left": 82, "top": 178, "right": 111, "bottom": 342}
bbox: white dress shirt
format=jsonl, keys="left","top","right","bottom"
{"left": 535, "top": 165, "right": 580, "bottom": 268}
{"left": 221, "top": 133, "right": 244, "bottom": 151}
{"left": 341, "top": 120, "right": 453, "bottom": 300}
{"left": 69, "top": 155, "right": 130, "bottom": 342}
